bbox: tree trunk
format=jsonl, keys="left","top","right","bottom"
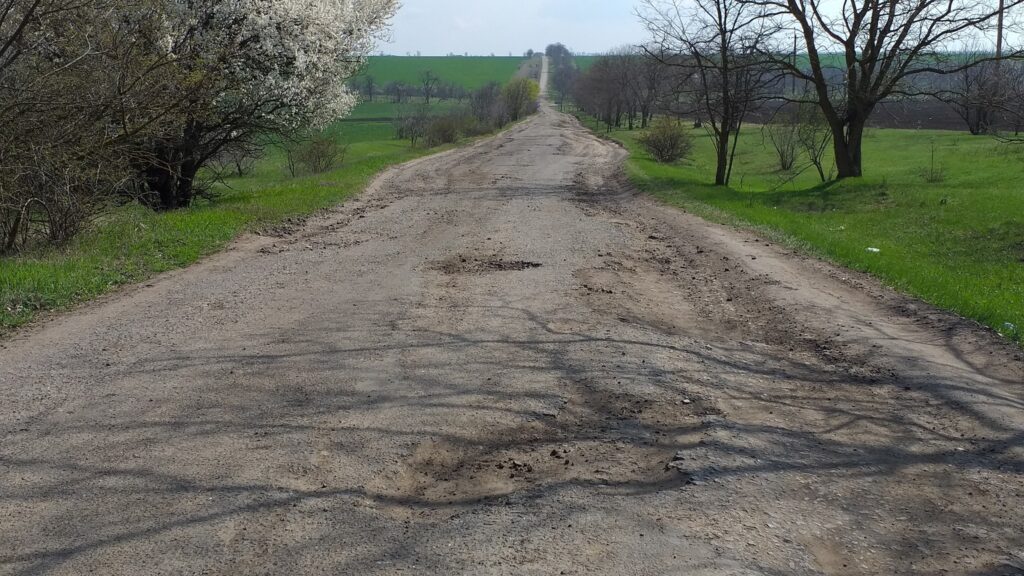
{"left": 144, "top": 162, "right": 179, "bottom": 210}
{"left": 714, "top": 129, "right": 730, "bottom": 186}
{"left": 176, "top": 160, "right": 199, "bottom": 208}
{"left": 143, "top": 151, "right": 200, "bottom": 210}
{"left": 3, "top": 208, "right": 22, "bottom": 254}
{"left": 833, "top": 115, "right": 866, "bottom": 178}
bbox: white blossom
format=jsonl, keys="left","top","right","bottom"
{"left": 165, "top": 0, "right": 398, "bottom": 129}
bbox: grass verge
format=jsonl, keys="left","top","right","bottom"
{"left": 590, "top": 118, "right": 1024, "bottom": 344}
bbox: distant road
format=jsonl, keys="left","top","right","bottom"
{"left": 2, "top": 79, "right": 1023, "bottom": 574}
{"left": 540, "top": 54, "right": 549, "bottom": 96}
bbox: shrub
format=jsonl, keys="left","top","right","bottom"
{"left": 394, "top": 104, "right": 430, "bottom": 146}
{"left": 638, "top": 118, "right": 693, "bottom": 163}
{"left": 502, "top": 78, "right": 540, "bottom": 122}
{"left": 283, "top": 133, "right": 346, "bottom": 176}
{"left": 763, "top": 114, "right": 799, "bottom": 171}
{"left": 424, "top": 115, "right": 462, "bottom": 147}
{"left": 298, "top": 134, "right": 346, "bottom": 174}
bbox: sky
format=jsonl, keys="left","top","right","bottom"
{"left": 381, "top": 0, "right": 649, "bottom": 56}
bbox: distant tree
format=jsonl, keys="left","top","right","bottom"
{"left": 572, "top": 57, "right": 622, "bottom": 130}
{"left": 420, "top": 70, "right": 441, "bottom": 104}
{"left": 935, "top": 44, "right": 1003, "bottom": 135}
{"left": 386, "top": 81, "right": 409, "bottom": 103}
{"left": 470, "top": 82, "right": 509, "bottom": 128}
{"left": 364, "top": 75, "right": 378, "bottom": 102}
{"left": 551, "top": 59, "right": 580, "bottom": 111}
{"left": 502, "top": 78, "right": 540, "bottom": 121}
{"left": 546, "top": 43, "right": 573, "bottom": 65}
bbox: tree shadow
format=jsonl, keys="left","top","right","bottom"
{"left": 1, "top": 300, "right": 1021, "bottom": 575}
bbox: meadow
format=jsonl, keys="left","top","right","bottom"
{"left": 600, "top": 119, "right": 1024, "bottom": 343}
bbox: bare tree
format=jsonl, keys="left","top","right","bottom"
{"left": 763, "top": 110, "right": 800, "bottom": 170}
{"left": 547, "top": 44, "right": 580, "bottom": 111}
{"left": 386, "top": 81, "right": 408, "bottom": 103}
{"left": 747, "top": 0, "right": 1023, "bottom": 178}
{"left": 640, "top": 0, "right": 779, "bottom": 185}
{"left": 364, "top": 75, "right": 377, "bottom": 102}
{"left": 420, "top": 70, "right": 440, "bottom": 104}
{"left": 796, "top": 102, "right": 833, "bottom": 182}
{"left": 572, "top": 56, "right": 627, "bottom": 130}
{"left": 944, "top": 58, "right": 1000, "bottom": 135}
{"left": 631, "top": 46, "right": 672, "bottom": 128}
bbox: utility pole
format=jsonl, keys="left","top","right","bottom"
{"left": 993, "top": 0, "right": 1005, "bottom": 132}
{"left": 792, "top": 32, "right": 798, "bottom": 95}
{"left": 997, "top": 0, "right": 1005, "bottom": 60}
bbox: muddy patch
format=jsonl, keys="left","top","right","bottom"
{"left": 435, "top": 255, "right": 542, "bottom": 274}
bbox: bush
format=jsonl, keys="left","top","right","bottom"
{"left": 763, "top": 114, "right": 799, "bottom": 171}
{"left": 424, "top": 115, "right": 462, "bottom": 146}
{"left": 638, "top": 118, "right": 693, "bottom": 163}
{"left": 283, "top": 133, "right": 347, "bottom": 176}
{"left": 395, "top": 104, "right": 430, "bottom": 146}
{"left": 502, "top": 78, "right": 540, "bottom": 122}
{"left": 298, "top": 134, "right": 346, "bottom": 174}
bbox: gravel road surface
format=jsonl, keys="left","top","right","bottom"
{"left": 2, "top": 96, "right": 1023, "bottom": 575}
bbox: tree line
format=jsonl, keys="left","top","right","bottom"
{"left": 569, "top": 0, "right": 1024, "bottom": 185}
{"left": 352, "top": 71, "right": 472, "bottom": 105}
{"left": 392, "top": 78, "right": 541, "bottom": 147}
{"left": 0, "top": 0, "right": 397, "bottom": 253}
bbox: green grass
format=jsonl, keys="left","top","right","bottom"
{"left": 359, "top": 56, "right": 525, "bottom": 89}
{"left": 345, "top": 98, "right": 463, "bottom": 121}
{"left": 574, "top": 56, "right": 600, "bottom": 71}
{"left": 0, "top": 120, "right": 443, "bottom": 331}
{"left": 596, "top": 119, "right": 1024, "bottom": 343}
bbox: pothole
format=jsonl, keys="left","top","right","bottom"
{"left": 435, "top": 255, "right": 543, "bottom": 274}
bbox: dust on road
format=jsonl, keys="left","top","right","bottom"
{"left": 1, "top": 99, "right": 1023, "bottom": 575}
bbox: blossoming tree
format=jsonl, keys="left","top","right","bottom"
{"left": 142, "top": 0, "right": 399, "bottom": 209}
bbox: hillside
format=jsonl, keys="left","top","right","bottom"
{"left": 358, "top": 56, "right": 526, "bottom": 89}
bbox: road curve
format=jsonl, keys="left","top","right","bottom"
{"left": 1, "top": 102, "right": 1023, "bottom": 575}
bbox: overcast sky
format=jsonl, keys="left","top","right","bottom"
{"left": 381, "top": 0, "right": 649, "bottom": 56}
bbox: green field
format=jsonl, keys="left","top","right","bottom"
{"left": 345, "top": 99, "right": 463, "bottom": 121}
{"left": 359, "top": 56, "right": 525, "bottom": 89}
{"left": 596, "top": 120, "right": 1024, "bottom": 343}
{"left": 0, "top": 121, "right": 446, "bottom": 331}
{"left": 574, "top": 55, "right": 600, "bottom": 71}
{"left": 349, "top": 56, "right": 528, "bottom": 121}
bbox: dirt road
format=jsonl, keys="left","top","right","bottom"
{"left": 2, "top": 99, "right": 1023, "bottom": 575}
